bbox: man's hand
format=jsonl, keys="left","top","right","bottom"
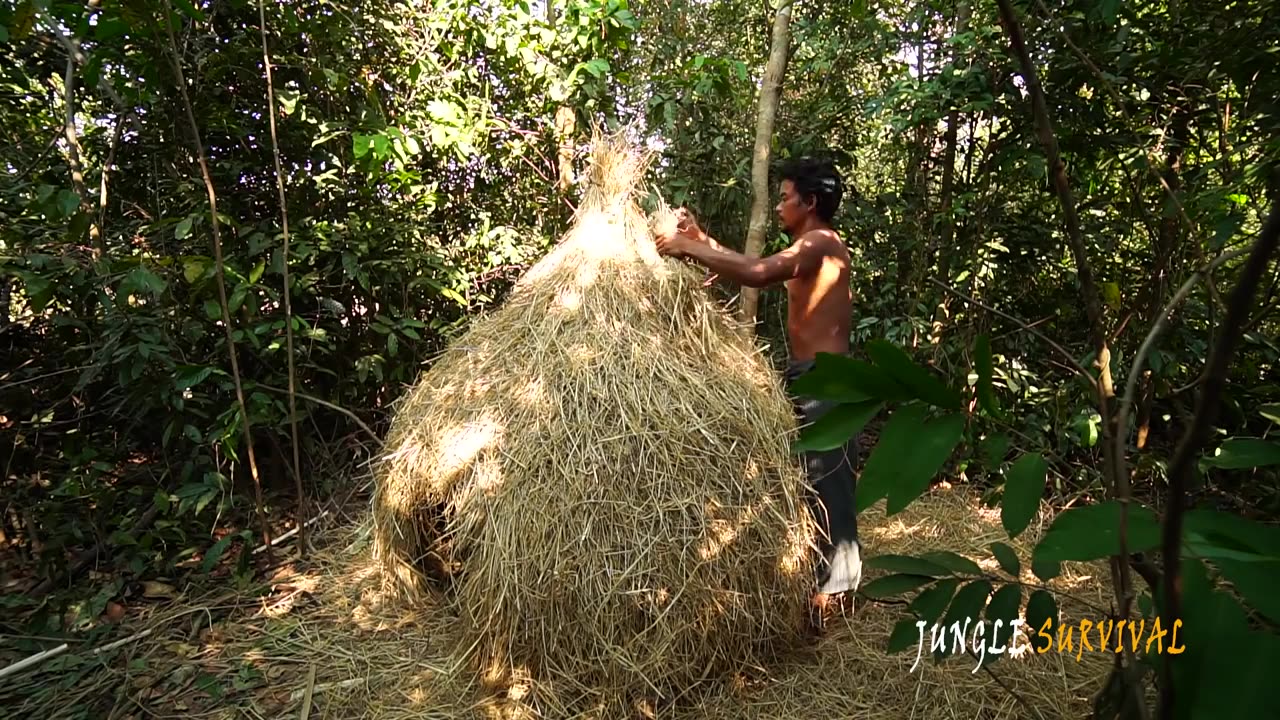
{"left": 654, "top": 229, "right": 689, "bottom": 258}
{"left": 654, "top": 207, "right": 705, "bottom": 258}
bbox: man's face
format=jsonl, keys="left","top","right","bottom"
{"left": 774, "top": 180, "right": 810, "bottom": 234}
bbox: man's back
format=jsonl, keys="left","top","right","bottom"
{"left": 784, "top": 228, "right": 852, "bottom": 362}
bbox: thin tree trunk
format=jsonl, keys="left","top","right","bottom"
{"left": 996, "top": 0, "right": 1140, "bottom": 715}
{"left": 548, "top": 1, "right": 575, "bottom": 193}
{"left": 930, "top": 0, "right": 971, "bottom": 343}
{"left": 937, "top": 1, "right": 971, "bottom": 284}
{"left": 1136, "top": 102, "right": 1190, "bottom": 450}
{"left": 739, "top": 0, "right": 794, "bottom": 331}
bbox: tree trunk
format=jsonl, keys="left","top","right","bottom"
{"left": 899, "top": 15, "right": 933, "bottom": 317}
{"left": 1136, "top": 101, "right": 1190, "bottom": 451}
{"left": 936, "top": 0, "right": 971, "bottom": 285}
{"left": 555, "top": 106, "right": 576, "bottom": 192}
{"left": 739, "top": 0, "right": 794, "bottom": 332}
{"left": 549, "top": 1, "right": 575, "bottom": 193}
{"left": 930, "top": 0, "right": 971, "bottom": 344}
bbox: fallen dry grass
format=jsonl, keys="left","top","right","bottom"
{"left": 2, "top": 485, "right": 1118, "bottom": 720}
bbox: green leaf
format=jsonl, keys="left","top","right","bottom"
{"left": 126, "top": 267, "right": 167, "bottom": 297}
{"left": 856, "top": 403, "right": 964, "bottom": 514}
{"left": 866, "top": 339, "right": 962, "bottom": 409}
{"left": 199, "top": 533, "right": 240, "bottom": 574}
{"left": 1071, "top": 411, "right": 1101, "bottom": 448}
{"left": 1032, "top": 500, "right": 1161, "bottom": 564}
{"left": 786, "top": 354, "right": 875, "bottom": 403}
{"left": 989, "top": 542, "right": 1021, "bottom": 577}
{"left": 1024, "top": 589, "right": 1058, "bottom": 643}
{"left": 1201, "top": 437, "right": 1280, "bottom": 469}
{"left": 919, "top": 550, "right": 984, "bottom": 576}
{"left": 1031, "top": 556, "right": 1060, "bottom": 582}
{"left": 888, "top": 411, "right": 964, "bottom": 514}
{"left": 249, "top": 258, "right": 266, "bottom": 284}
{"left": 861, "top": 573, "right": 935, "bottom": 600}
{"left": 183, "top": 257, "right": 209, "bottom": 283}
{"left": 94, "top": 17, "right": 129, "bottom": 41}
{"left": 1214, "top": 557, "right": 1280, "bottom": 625}
{"left": 175, "top": 216, "right": 194, "bottom": 240}
{"left": 171, "top": 0, "right": 207, "bottom": 21}
{"left": 887, "top": 618, "right": 922, "bottom": 654}
{"left": 1259, "top": 404, "right": 1280, "bottom": 425}
{"left": 983, "top": 584, "right": 1022, "bottom": 659}
{"left": 387, "top": 333, "right": 399, "bottom": 356}
{"left": 857, "top": 404, "right": 948, "bottom": 512}
{"left": 1001, "top": 452, "right": 1047, "bottom": 539}
{"left": 937, "top": 579, "right": 992, "bottom": 657}
{"left": 275, "top": 88, "right": 300, "bottom": 116}
{"left": 980, "top": 432, "right": 1010, "bottom": 469}
{"left": 228, "top": 284, "right": 248, "bottom": 314}
{"left": 793, "top": 400, "right": 882, "bottom": 452}
{"left": 174, "top": 365, "right": 215, "bottom": 390}
{"left": 864, "top": 554, "right": 953, "bottom": 577}
{"left": 911, "top": 577, "right": 960, "bottom": 622}
{"left": 56, "top": 189, "right": 81, "bottom": 217}
{"left": 974, "top": 334, "right": 1001, "bottom": 418}
{"left": 1183, "top": 508, "right": 1280, "bottom": 558}
{"left": 203, "top": 299, "right": 222, "bottom": 320}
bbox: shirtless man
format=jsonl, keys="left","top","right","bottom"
{"left": 653, "top": 157, "right": 861, "bottom": 621}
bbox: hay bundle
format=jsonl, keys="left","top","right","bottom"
{"left": 371, "top": 133, "right": 817, "bottom": 707}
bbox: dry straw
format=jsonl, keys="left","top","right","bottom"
{"left": 370, "top": 131, "right": 820, "bottom": 712}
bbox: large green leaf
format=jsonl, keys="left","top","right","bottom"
{"left": 887, "top": 618, "right": 922, "bottom": 654}
{"left": 1001, "top": 452, "right": 1047, "bottom": 539}
{"left": 980, "top": 432, "right": 1010, "bottom": 469}
{"left": 857, "top": 404, "right": 964, "bottom": 514}
{"left": 793, "top": 400, "right": 883, "bottom": 452}
{"left": 865, "top": 554, "right": 953, "bottom": 577}
{"left": 920, "top": 550, "right": 984, "bottom": 576}
{"left": 911, "top": 577, "right": 960, "bottom": 622}
{"left": 973, "top": 333, "right": 1001, "bottom": 419}
{"left": 1259, "top": 404, "right": 1280, "bottom": 425}
{"left": 1031, "top": 556, "right": 1061, "bottom": 582}
{"left": 1183, "top": 508, "right": 1280, "bottom": 558}
{"left": 1024, "top": 589, "right": 1058, "bottom": 650}
{"left": 786, "top": 353, "right": 874, "bottom": 403}
{"left": 886, "top": 411, "right": 965, "bottom": 514}
{"left": 982, "top": 583, "right": 1022, "bottom": 662}
{"left": 1171, "top": 558, "right": 1280, "bottom": 720}
{"left": 1200, "top": 437, "right": 1280, "bottom": 469}
{"left": 1213, "top": 557, "right": 1280, "bottom": 625}
{"left": 937, "top": 579, "right": 993, "bottom": 658}
{"left": 1032, "top": 500, "right": 1161, "bottom": 564}
{"left": 861, "top": 573, "right": 935, "bottom": 599}
{"left": 866, "top": 339, "right": 962, "bottom": 410}
{"left": 989, "top": 542, "right": 1021, "bottom": 577}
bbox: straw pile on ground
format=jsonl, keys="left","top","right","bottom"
{"left": 370, "top": 134, "right": 819, "bottom": 710}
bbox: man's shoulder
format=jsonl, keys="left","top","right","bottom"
{"left": 795, "top": 227, "right": 845, "bottom": 253}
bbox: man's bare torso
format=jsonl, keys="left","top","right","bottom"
{"left": 783, "top": 229, "right": 852, "bottom": 362}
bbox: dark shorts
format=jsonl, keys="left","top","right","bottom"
{"left": 784, "top": 358, "right": 861, "bottom": 588}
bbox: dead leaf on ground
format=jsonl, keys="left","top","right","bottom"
{"left": 141, "top": 581, "right": 177, "bottom": 599}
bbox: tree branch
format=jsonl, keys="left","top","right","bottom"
{"left": 928, "top": 278, "right": 1096, "bottom": 389}
{"left": 993, "top": 2, "right": 1141, "bottom": 715}
{"left": 161, "top": 0, "right": 273, "bottom": 557}
{"left": 1113, "top": 246, "right": 1249, "bottom": 495}
{"left": 1158, "top": 203, "right": 1280, "bottom": 720}
{"left": 259, "top": 0, "right": 308, "bottom": 556}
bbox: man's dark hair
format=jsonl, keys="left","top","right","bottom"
{"left": 777, "top": 156, "right": 843, "bottom": 222}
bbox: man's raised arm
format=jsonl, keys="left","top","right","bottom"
{"left": 657, "top": 227, "right": 820, "bottom": 289}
